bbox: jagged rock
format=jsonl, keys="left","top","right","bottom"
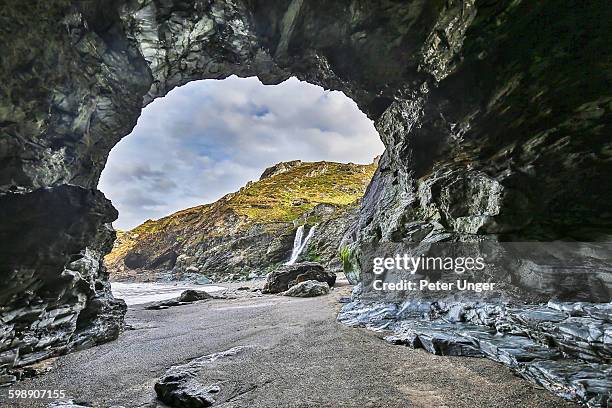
{"left": 259, "top": 160, "right": 303, "bottom": 179}
{"left": 0, "top": 186, "right": 125, "bottom": 383}
{"left": 262, "top": 262, "right": 335, "bottom": 294}
{"left": 522, "top": 360, "right": 612, "bottom": 408}
{"left": 283, "top": 280, "right": 330, "bottom": 298}
{"left": 341, "top": 299, "right": 612, "bottom": 406}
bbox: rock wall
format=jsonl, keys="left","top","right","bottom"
{"left": 0, "top": 0, "right": 610, "bottom": 384}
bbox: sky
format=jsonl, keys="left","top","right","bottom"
{"left": 98, "top": 76, "right": 384, "bottom": 230}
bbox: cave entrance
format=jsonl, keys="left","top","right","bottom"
{"left": 98, "top": 75, "right": 383, "bottom": 305}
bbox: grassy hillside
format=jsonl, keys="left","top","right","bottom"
{"left": 105, "top": 160, "right": 376, "bottom": 275}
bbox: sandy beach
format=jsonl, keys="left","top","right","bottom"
{"left": 0, "top": 281, "right": 577, "bottom": 408}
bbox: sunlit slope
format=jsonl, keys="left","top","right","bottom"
{"left": 105, "top": 160, "right": 376, "bottom": 278}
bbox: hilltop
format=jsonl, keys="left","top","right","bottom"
{"left": 105, "top": 160, "right": 376, "bottom": 282}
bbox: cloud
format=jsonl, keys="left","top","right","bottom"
{"left": 98, "top": 76, "right": 384, "bottom": 229}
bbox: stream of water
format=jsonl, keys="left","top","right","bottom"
{"left": 286, "top": 224, "right": 317, "bottom": 265}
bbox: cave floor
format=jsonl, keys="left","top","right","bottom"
{"left": 1, "top": 285, "right": 577, "bottom": 408}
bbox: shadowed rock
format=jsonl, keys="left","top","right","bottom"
{"left": 178, "top": 290, "right": 213, "bottom": 303}
{"left": 262, "top": 262, "right": 336, "bottom": 294}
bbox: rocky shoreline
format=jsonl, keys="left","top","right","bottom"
{"left": 339, "top": 288, "right": 611, "bottom": 407}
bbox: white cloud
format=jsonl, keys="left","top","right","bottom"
{"left": 98, "top": 76, "right": 383, "bottom": 229}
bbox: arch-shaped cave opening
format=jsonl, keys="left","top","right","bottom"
{"left": 99, "top": 75, "right": 383, "bottom": 301}
{"left": 1, "top": 1, "right": 609, "bottom": 399}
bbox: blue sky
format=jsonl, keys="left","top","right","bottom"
{"left": 98, "top": 76, "right": 383, "bottom": 229}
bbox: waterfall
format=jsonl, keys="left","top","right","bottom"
{"left": 286, "top": 224, "right": 317, "bottom": 265}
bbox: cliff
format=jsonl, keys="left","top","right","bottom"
{"left": 105, "top": 160, "right": 375, "bottom": 281}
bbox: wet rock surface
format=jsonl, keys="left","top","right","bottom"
{"left": 339, "top": 298, "right": 612, "bottom": 407}
{"left": 282, "top": 280, "right": 330, "bottom": 297}
{"left": 262, "top": 262, "right": 335, "bottom": 294}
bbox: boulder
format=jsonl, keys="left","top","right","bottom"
{"left": 155, "top": 347, "right": 247, "bottom": 407}
{"left": 155, "top": 374, "right": 218, "bottom": 408}
{"left": 262, "top": 262, "right": 336, "bottom": 294}
{"left": 283, "top": 280, "right": 330, "bottom": 297}
{"left": 178, "top": 290, "right": 213, "bottom": 302}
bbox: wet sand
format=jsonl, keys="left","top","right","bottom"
{"left": 1, "top": 284, "right": 576, "bottom": 408}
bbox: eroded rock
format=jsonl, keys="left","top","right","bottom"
{"left": 340, "top": 299, "right": 612, "bottom": 407}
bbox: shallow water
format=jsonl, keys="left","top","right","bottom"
{"left": 111, "top": 281, "right": 226, "bottom": 305}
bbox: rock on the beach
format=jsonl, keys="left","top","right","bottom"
{"left": 262, "top": 262, "right": 335, "bottom": 294}
{"left": 155, "top": 347, "right": 247, "bottom": 407}
{"left": 145, "top": 290, "right": 214, "bottom": 310}
{"left": 178, "top": 290, "right": 213, "bottom": 302}
{"left": 283, "top": 280, "right": 330, "bottom": 297}
{"left": 154, "top": 375, "right": 218, "bottom": 408}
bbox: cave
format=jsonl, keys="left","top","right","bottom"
{"left": 0, "top": 0, "right": 610, "bottom": 403}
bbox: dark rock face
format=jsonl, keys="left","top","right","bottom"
{"left": 262, "top": 262, "right": 335, "bottom": 294}
{"left": 0, "top": 0, "right": 610, "bottom": 393}
{"left": 282, "top": 280, "right": 330, "bottom": 297}
{"left": 0, "top": 186, "right": 126, "bottom": 384}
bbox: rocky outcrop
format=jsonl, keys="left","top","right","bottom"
{"left": 283, "top": 280, "right": 330, "bottom": 297}
{"left": 259, "top": 160, "right": 303, "bottom": 180}
{"left": 0, "top": 186, "right": 126, "bottom": 384}
{"left": 339, "top": 296, "right": 612, "bottom": 407}
{"left": 262, "top": 262, "right": 335, "bottom": 294}
{"left": 0, "top": 0, "right": 609, "bottom": 395}
{"left": 106, "top": 161, "right": 374, "bottom": 282}
{"left": 178, "top": 290, "right": 214, "bottom": 303}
